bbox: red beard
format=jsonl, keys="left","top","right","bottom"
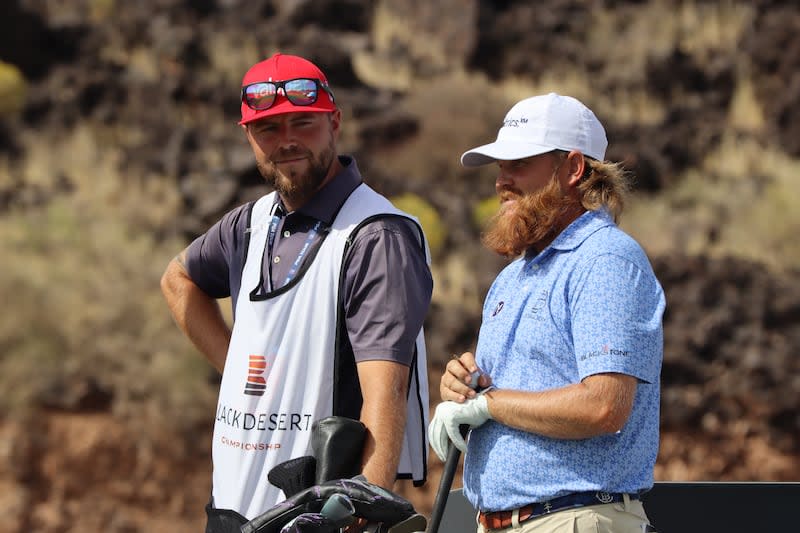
{"left": 481, "top": 177, "right": 575, "bottom": 257}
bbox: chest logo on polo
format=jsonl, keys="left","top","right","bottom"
{"left": 244, "top": 354, "right": 268, "bottom": 396}
{"left": 528, "top": 290, "right": 549, "bottom": 321}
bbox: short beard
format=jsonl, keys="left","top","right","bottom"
{"left": 258, "top": 141, "right": 336, "bottom": 208}
{"left": 481, "top": 176, "right": 575, "bottom": 257}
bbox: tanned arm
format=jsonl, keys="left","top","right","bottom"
{"left": 441, "top": 353, "right": 637, "bottom": 439}
{"left": 160, "top": 249, "right": 231, "bottom": 373}
{"left": 482, "top": 373, "right": 637, "bottom": 438}
{"left": 356, "top": 359, "right": 411, "bottom": 489}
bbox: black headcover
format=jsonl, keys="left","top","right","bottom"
{"left": 267, "top": 456, "right": 318, "bottom": 499}
{"left": 311, "top": 416, "right": 367, "bottom": 485}
{"left": 267, "top": 416, "right": 367, "bottom": 498}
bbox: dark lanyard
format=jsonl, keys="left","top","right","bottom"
{"left": 264, "top": 205, "right": 324, "bottom": 292}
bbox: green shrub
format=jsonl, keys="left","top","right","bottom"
{"left": 472, "top": 196, "right": 500, "bottom": 231}
{"left": 390, "top": 193, "right": 445, "bottom": 257}
{"left": 0, "top": 61, "right": 27, "bottom": 116}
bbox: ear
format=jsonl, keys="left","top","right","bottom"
{"left": 329, "top": 109, "right": 342, "bottom": 138}
{"left": 564, "top": 150, "right": 585, "bottom": 187}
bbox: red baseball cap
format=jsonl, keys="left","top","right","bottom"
{"left": 239, "top": 53, "right": 337, "bottom": 125}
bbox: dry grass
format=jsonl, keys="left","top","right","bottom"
{"left": 429, "top": 252, "right": 485, "bottom": 315}
{"left": 728, "top": 76, "right": 766, "bottom": 133}
{"left": 587, "top": 0, "right": 755, "bottom": 126}
{"left": 589, "top": 0, "right": 753, "bottom": 74}
{"left": 370, "top": 70, "right": 511, "bottom": 185}
{"left": 0, "top": 123, "right": 216, "bottom": 427}
{"left": 353, "top": 0, "right": 477, "bottom": 90}
{"left": 623, "top": 133, "right": 800, "bottom": 273}
{"left": 0, "top": 194, "right": 214, "bottom": 422}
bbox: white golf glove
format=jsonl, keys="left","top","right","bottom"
{"left": 428, "top": 394, "right": 491, "bottom": 462}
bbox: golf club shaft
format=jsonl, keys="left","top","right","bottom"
{"left": 428, "top": 370, "right": 480, "bottom": 533}
{"left": 427, "top": 428, "right": 466, "bottom": 533}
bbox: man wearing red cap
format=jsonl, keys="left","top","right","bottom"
{"left": 161, "top": 53, "right": 431, "bottom": 529}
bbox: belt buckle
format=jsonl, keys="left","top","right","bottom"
{"left": 595, "top": 491, "right": 615, "bottom": 504}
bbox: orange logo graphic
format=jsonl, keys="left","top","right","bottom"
{"left": 244, "top": 355, "right": 268, "bottom": 396}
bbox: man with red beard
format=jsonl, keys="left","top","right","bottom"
{"left": 161, "top": 54, "right": 431, "bottom": 531}
{"left": 429, "top": 93, "right": 665, "bottom": 533}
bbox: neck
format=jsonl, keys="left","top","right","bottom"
{"left": 280, "top": 197, "right": 299, "bottom": 213}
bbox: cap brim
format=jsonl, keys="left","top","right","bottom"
{"left": 461, "top": 141, "right": 554, "bottom": 167}
{"left": 239, "top": 95, "right": 336, "bottom": 125}
{"left": 239, "top": 104, "right": 334, "bottom": 125}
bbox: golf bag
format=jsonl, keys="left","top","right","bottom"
{"left": 241, "top": 476, "right": 419, "bottom": 533}
{"left": 207, "top": 416, "right": 424, "bottom": 533}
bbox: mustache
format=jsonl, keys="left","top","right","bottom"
{"left": 272, "top": 147, "right": 310, "bottom": 161}
{"left": 498, "top": 187, "right": 523, "bottom": 203}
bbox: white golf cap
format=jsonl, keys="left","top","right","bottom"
{"left": 461, "top": 93, "right": 608, "bottom": 166}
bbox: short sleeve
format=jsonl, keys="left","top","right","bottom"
{"left": 342, "top": 217, "right": 433, "bottom": 365}
{"left": 570, "top": 253, "right": 665, "bottom": 383}
{"left": 185, "top": 204, "right": 251, "bottom": 300}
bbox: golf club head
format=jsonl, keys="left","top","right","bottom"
{"left": 319, "top": 493, "right": 356, "bottom": 522}
{"left": 268, "top": 455, "right": 317, "bottom": 498}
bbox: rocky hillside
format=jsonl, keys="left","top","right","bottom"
{"left": 0, "top": 1, "right": 798, "bottom": 531}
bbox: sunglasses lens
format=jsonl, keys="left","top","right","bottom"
{"left": 284, "top": 79, "right": 319, "bottom": 106}
{"left": 244, "top": 83, "right": 277, "bottom": 110}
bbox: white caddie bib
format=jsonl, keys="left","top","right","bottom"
{"left": 210, "top": 184, "right": 429, "bottom": 519}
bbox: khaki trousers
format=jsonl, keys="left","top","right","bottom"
{"left": 476, "top": 495, "right": 656, "bottom": 533}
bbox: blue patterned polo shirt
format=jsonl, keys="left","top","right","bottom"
{"left": 463, "top": 208, "right": 665, "bottom": 512}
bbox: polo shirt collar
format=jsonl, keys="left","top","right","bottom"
{"left": 550, "top": 208, "right": 614, "bottom": 251}
{"left": 526, "top": 208, "right": 614, "bottom": 260}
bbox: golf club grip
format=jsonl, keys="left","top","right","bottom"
{"left": 427, "top": 424, "right": 469, "bottom": 533}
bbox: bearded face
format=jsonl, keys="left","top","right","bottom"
{"left": 256, "top": 139, "right": 336, "bottom": 209}
{"left": 481, "top": 174, "right": 576, "bottom": 257}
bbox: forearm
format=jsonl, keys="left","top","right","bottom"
{"left": 161, "top": 254, "right": 231, "bottom": 373}
{"left": 484, "top": 373, "right": 636, "bottom": 439}
{"left": 356, "top": 360, "right": 410, "bottom": 488}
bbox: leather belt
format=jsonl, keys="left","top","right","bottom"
{"left": 478, "top": 492, "right": 639, "bottom": 530}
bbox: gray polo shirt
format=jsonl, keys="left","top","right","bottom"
{"left": 185, "top": 155, "right": 433, "bottom": 366}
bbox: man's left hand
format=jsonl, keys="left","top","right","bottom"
{"left": 428, "top": 395, "right": 491, "bottom": 461}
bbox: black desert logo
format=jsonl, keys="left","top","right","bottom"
{"left": 244, "top": 354, "right": 267, "bottom": 396}
{"left": 579, "top": 345, "right": 631, "bottom": 361}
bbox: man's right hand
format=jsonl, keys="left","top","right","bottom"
{"left": 439, "top": 352, "right": 492, "bottom": 403}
